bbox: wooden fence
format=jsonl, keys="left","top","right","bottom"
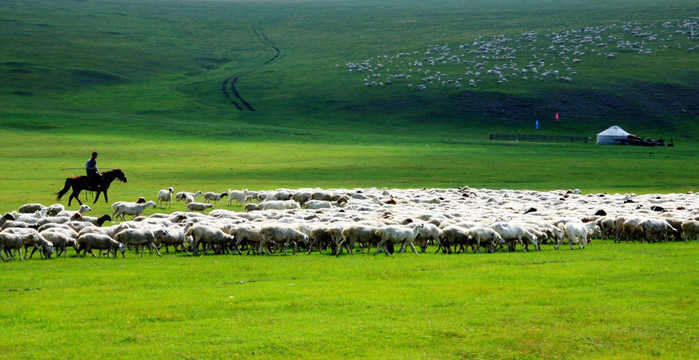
{"left": 489, "top": 133, "right": 591, "bottom": 143}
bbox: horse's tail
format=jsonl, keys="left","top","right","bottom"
{"left": 56, "top": 178, "right": 72, "bottom": 201}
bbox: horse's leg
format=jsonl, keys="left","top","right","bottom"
{"left": 93, "top": 191, "right": 101, "bottom": 204}
{"left": 69, "top": 190, "right": 82, "bottom": 206}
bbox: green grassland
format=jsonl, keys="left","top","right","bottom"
{"left": 0, "top": 0, "right": 698, "bottom": 359}
{"left": 1, "top": 242, "right": 697, "bottom": 359}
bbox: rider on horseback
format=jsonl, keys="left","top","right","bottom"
{"left": 86, "top": 152, "right": 103, "bottom": 190}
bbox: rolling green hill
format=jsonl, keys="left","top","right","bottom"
{"left": 1, "top": 0, "right": 697, "bottom": 138}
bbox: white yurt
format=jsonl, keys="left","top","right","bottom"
{"left": 596, "top": 125, "right": 630, "bottom": 144}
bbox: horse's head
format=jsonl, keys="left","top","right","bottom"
{"left": 113, "top": 168, "right": 127, "bottom": 183}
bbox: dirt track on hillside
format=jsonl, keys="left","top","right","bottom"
{"left": 220, "top": 24, "right": 285, "bottom": 111}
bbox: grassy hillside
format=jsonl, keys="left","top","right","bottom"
{"left": 1, "top": 0, "right": 697, "bottom": 137}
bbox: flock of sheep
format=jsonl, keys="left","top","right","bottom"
{"left": 1, "top": 185, "right": 697, "bottom": 261}
{"left": 339, "top": 17, "right": 698, "bottom": 90}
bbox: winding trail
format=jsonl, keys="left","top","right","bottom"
{"left": 221, "top": 24, "right": 285, "bottom": 111}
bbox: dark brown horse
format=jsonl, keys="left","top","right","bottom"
{"left": 56, "top": 168, "right": 127, "bottom": 206}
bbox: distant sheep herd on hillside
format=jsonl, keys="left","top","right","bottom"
{"left": 338, "top": 17, "right": 698, "bottom": 90}
{"left": 1, "top": 186, "right": 698, "bottom": 261}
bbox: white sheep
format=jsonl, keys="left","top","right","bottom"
{"left": 465, "top": 226, "right": 506, "bottom": 253}
{"left": 111, "top": 201, "right": 157, "bottom": 222}
{"left": 231, "top": 225, "right": 264, "bottom": 255}
{"left": 557, "top": 221, "right": 596, "bottom": 250}
{"left": 261, "top": 200, "right": 301, "bottom": 211}
{"left": 0, "top": 229, "right": 50, "bottom": 261}
{"left": 618, "top": 217, "right": 645, "bottom": 243}
{"left": 244, "top": 203, "right": 260, "bottom": 212}
{"left": 56, "top": 204, "right": 91, "bottom": 217}
{"left": 638, "top": 218, "right": 676, "bottom": 243}
{"left": 11, "top": 208, "right": 48, "bottom": 225}
{"left": 681, "top": 220, "right": 699, "bottom": 242}
{"left": 259, "top": 224, "right": 310, "bottom": 255}
{"left": 185, "top": 224, "right": 235, "bottom": 255}
{"left": 175, "top": 191, "right": 203, "bottom": 202}
{"left": 341, "top": 224, "right": 381, "bottom": 254}
{"left": 303, "top": 200, "right": 336, "bottom": 210}
{"left": 203, "top": 192, "right": 228, "bottom": 204}
{"left": 24, "top": 232, "right": 55, "bottom": 260}
{"left": 156, "top": 223, "right": 192, "bottom": 253}
{"left": 491, "top": 222, "right": 536, "bottom": 252}
{"left": 77, "top": 224, "right": 124, "bottom": 240}
{"left": 227, "top": 188, "right": 251, "bottom": 206}
{"left": 46, "top": 204, "right": 65, "bottom": 217}
{"left": 80, "top": 214, "right": 113, "bottom": 227}
{"left": 41, "top": 229, "right": 79, "bottom": 258}
{"left": 18, "top": 203, "right": 47, "bottom": 214}
{"left": 412, "top": 223, "right": 441, "bottom": 252}
{"left": 114, "top": 226, "right": 167, "bottom": 257}
{"left": 77, "top": 233, "right": 125, "bottom": 258}
{"left": 157, "top": 187, "right": 174, "bottom": 208}
{"left": 186, "top": 202, "right": 214, "bottom": 214}
{"left": 374, "top": 224, "right": 424, "bottom": 255}
{"left": 437, "top": 225, "right": 470, "bottom": 254}
{"left": 308, "top": 224, "right": 345, "bottom": 255}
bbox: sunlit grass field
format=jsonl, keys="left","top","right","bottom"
{"left": 1, "top": 241, "right": 697, "bottom": 359}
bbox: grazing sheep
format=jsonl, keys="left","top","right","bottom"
{"left": 157, "top": 187, "right": 174, "bottom": 208}
{"left": 77, "top": 233, "right": 125, "bottom": 258}
{"left": 185, "top": 224, "right": 235, "bottom": 255}
{"left": 0, "top": 229, "right": 49, "bottom": 261}
{"left": 491, "top": 222, "right": 536, "bottom": 252}
{"left": 35, "top": 213, "right": 80, "bottom": 227}
{"left": 156, "top": 223, "right": 192, "bottom": 253}
{"left": 308, "top": 224, "right": 345, "bottom": 255}
{"left": 175, "top": 191, "right": 203, "bottom": 202}
{"left": 186, "top": 202, "right": 214, "bottom": 214}
{"left": 341, "top": 224, "right": 381, "bottom": 254}
{"left": 56, "top": 204, "right": 91, "bottom": 217}
{"left": 227, "top": 189, "right": 251, "bottom": 206}
{"left": 244, "top": 203, "right": 260, "bottom": 212}
{"left": 77, "top": 224, "right": 123, "bottom": 240}
{"left": 375, "top": 224, "right": 424, "bottom": 255}
{"left": 638, "top": 218, "right": 676, "bottom": 243}
{"left": 437, "top": 225, "right": 471, "bottom": 254}
{"left": 203, "top": 192, "right": 228, "bottom": 204}
{"left": 681, "top": 220, "right": 699, "bottom": 242}
{"left": 114, "top": 226, "right": 167, "bottom": 257}
{"left": 232, "top": 225, "right": 264, "bottom": 255}
{"left": 466, "top": 226, "right": 506, "bottom": 253}
{"left": 80, "top": 214, "right": 112, "bottom": 227}
{"left": 303, "top": 200, "right": 336, "bottom": 210}
{"left": 45, "top": 204, "right": 66, "bottom": 217}
{"left": 557, "top": 221, "right": 596, "bottom": 250}
{"left": 111, "top": 201, "right": 157, "bottom": 222}
{"left": 40, "top": 229, "right": 79, "bottom": 258}
{"left": 261, "top": 200, "right": 301, "bottom": 211}
{"left": 31, "top": 235, "right": 55, "bottom": 259}
{"left": 412, "top": 223, "right": 441, "bottom": 252}
{"left": 18, "top": 203, "right": 47, "bottom": 214}
{"left": 259, "top": 224, "right": 310, "bottom": 255}
{"left": 619, "top": 217, "right": 645, "bottom": 243}
{"left": 11, "top": 208, "right": 48, "bottom": 225}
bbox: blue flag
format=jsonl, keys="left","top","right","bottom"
{"left": 535, "top": 120, "right": 539, "bottom": 130}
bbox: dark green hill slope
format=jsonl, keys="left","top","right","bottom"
{"left": 1, "top": 0, "right": 697, "bottom": 141}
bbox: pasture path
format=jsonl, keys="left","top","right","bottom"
{"left": 220, "top": 23, "right": 286, "bottom": 111}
